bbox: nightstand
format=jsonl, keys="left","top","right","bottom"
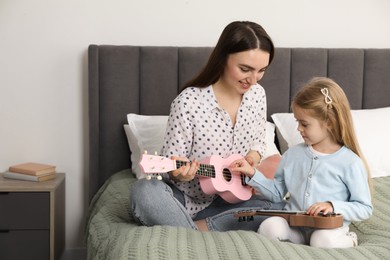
{"left": 0, "top": 172, "right": 65, "bottom": 260}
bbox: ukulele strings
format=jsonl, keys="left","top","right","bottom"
{"left": 175, "top": 160, "right": 241, "bottom": 179}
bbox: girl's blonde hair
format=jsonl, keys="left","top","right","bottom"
{"left": 292, "top": 77, "right": 372, "bottom": 190}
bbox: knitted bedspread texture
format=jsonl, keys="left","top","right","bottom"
{"left": 86, "top": 170, "right": 390, "bottom": 260}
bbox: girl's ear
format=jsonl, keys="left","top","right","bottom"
{"left": 325, "top": 119, "right": 333, "bottom": 131}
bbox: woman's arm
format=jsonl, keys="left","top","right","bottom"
{"left": 247, "top": 84, "right": 267, "bottom": 162}
{"left": 162, "top": 90, "right": 198, "bottom": 182}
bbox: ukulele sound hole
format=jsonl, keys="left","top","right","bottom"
{"left": 222, "top": 168, "right": 232, "bottom": 182}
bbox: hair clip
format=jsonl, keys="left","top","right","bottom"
{"left": 321, "top": 88, "right": 333, "bottom": 109}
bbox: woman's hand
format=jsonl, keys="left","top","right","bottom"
{"left": 245, "top": 150, "right": 261, "bottom": 166}
{"left": 244, "top": 155, "right": 256, "bottom": 167}
{"left": 229, "top": 158, "right": 256, "bottom": 178}
{"left": 306, "top": 202, "right": 334, "bottom": 216}
{"left": 168, "top": 156, "right": 198, "bottom": 182}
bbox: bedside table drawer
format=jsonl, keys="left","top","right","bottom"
{"left": 0, "top": 192, "right": 50, "bottom": 229}
{"left": 0, "top": 229, "right": 49, "bottom": 260}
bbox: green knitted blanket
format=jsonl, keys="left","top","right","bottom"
{"left": 86, "top": 170, "right": 390, "bottom": 260}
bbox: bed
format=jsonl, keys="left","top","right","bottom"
{"left": 86, "top": 45, "right": 390, "bottom": 259}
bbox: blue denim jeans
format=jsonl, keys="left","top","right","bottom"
{"left": 130, "top": 178, "right": 284, "bottom": 231}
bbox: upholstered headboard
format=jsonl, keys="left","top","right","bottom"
{"left": 88, "top": 45, "right": 390, "bottom": 200}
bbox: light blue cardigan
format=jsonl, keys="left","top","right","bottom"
{"left": 247, "top": 143, "right": 373, "bottom": 226}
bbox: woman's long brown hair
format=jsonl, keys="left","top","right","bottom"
{"left": 181, "top": 21, "right": 274, "bottom": 91}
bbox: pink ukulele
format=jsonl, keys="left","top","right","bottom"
{"left": 139, "top": 154, "right": 253, "bottom": 203}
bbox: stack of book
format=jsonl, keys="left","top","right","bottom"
{"left": 3, "top": 162, "right": 56, "bottom": 182}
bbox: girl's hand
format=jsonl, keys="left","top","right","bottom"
{"left": 229, "top": 158, "right": 256, "bottom": 178}
{"left": 169, "top": 156, "right": 198, "bottom": 182}
{"left": 306, "top": 202, "right": 334, "bottom": 216}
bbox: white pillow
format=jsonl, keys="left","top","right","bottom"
{"left": 271, "top": 113, "right": 303, "bottom": 154}
{"left": 264, "top": 121, "right": 282, "bottom": 158}
{"left": 124, "top": 114, "right": 168, "bottom": 179}
{"left": 352, "top": 107, "right": 390, "bottom": 178}
{"left": 124, "top": 113, "right": 280, "bottom": 179}
{"left": 271, "top": 107, "right": 390, "bottom": 178}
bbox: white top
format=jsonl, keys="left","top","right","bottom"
{"left": 162, "top": 84, "right": 267, "bottom": 217}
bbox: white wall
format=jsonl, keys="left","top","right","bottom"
{"left": 1, "top": 0, "right": 389, "bottom": 250}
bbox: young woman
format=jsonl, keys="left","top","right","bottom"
{"left": 130, "top": 21, "right": 284, "bottom": 231}
{"left": 230, "top": 77, "right": 373, "bottom": 248}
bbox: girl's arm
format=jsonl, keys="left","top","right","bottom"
{"left": 230, "top": 157, "right": 286, "bottom": 202}
{"left": 330, "top": 160, "right": 373, "bottom": 222}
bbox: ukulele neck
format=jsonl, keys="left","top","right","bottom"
{"left": 175, "top": 160, "right": 215, "bottom": 178}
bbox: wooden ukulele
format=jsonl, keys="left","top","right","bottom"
{"left": 235, "top": 210, "right": 343, "bottom": 229}
{"left": 139, "top": 154, "right": 253, "bottom": 204}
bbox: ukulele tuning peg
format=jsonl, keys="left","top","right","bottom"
{"left": 146, "top": 175, "right": 152, "bottom": 180}
{"left": 154, "top": 151, "right": 158, "bottom": 155}
{"left": 157, "top": 175, "right": 162, "bottom": 180}
{"left": 144, "top": 150, "right": 148, "bottom": 154}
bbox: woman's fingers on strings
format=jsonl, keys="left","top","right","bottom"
{"left": 190, "top": 160, "right": 199, "bottom": 175}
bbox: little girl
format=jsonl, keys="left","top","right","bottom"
{"left": 230, "top": 77, "right": 373, "bottom": 248}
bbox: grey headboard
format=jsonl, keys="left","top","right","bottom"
{"left": 88, "top": 45, "right": 390, "bottom": 201}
